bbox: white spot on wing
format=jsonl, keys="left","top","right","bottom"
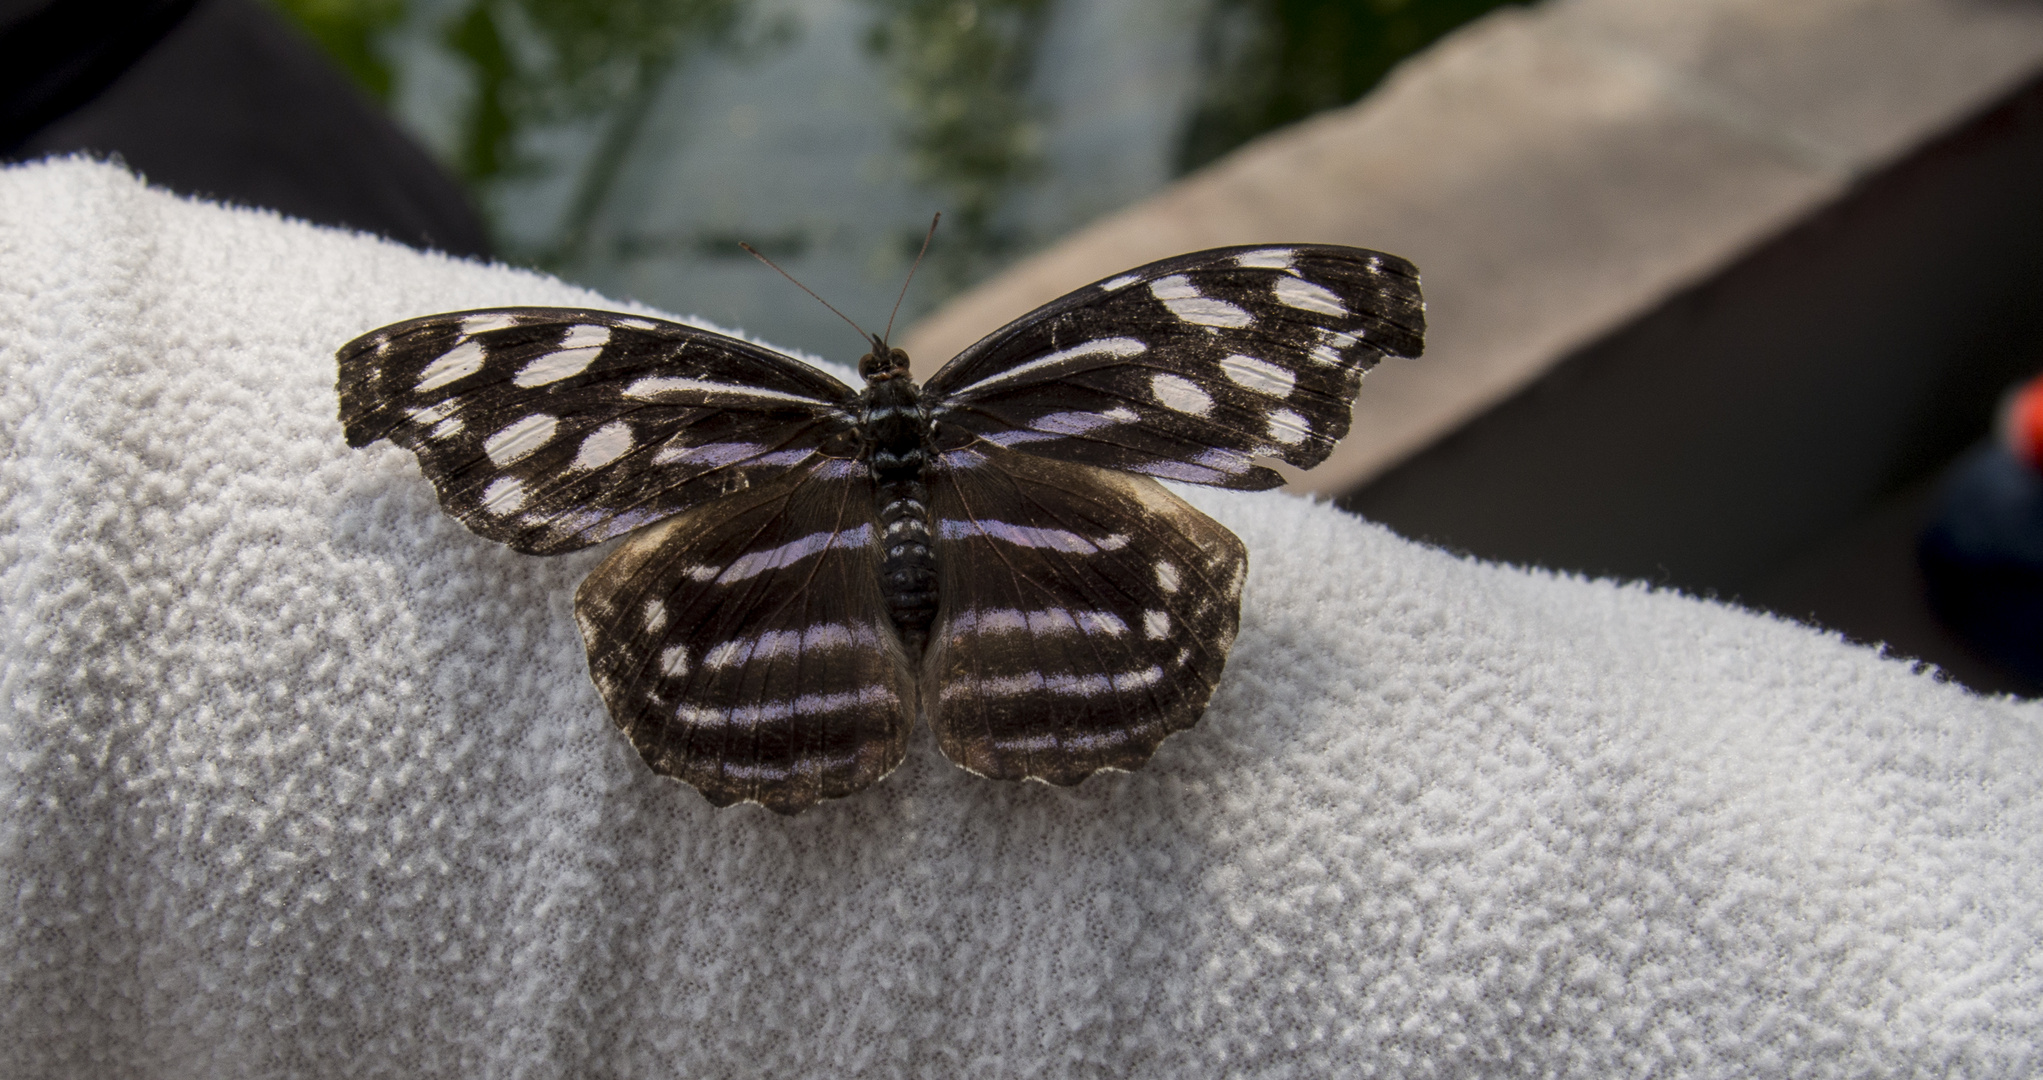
{"left": 1156, "top": 561, "right": 1181, "bottom": 594}
{"left": 717, "top": 525, "right": 872, "bottom": 582}
{"left": 1028, "top": 410, "right": 1132, "bottom": 436}
{"left": 513, "top": 329, "right": 609, "bottom": 387}
{"left": 1150, "top": 373, "right": 1212, "bottom": 416}
{"left": 408, "top": 401, "right": 457, "bottom": 425}
{"left": 953, "top": 608, "right": 1130, "bottom": 637}
{"left": 659, "top": 644, "right": 689, "bottom": 677}
{"left": 1267, "top": 409, "right": 1312, "bottom": 446}
{"left": 965, "top": 609, "right": 1028, "bottom": 634}
{"left": 460, "top": 313, "right": 520, "bottom": 336}
{"left": 939, "top": 665, "right": 1165, "bottom": 702}
{"left": 623, "top": 377, "right": 823, "bottom": 406}
{"left": 652, "top": 441, "right": 766, "bottom": 467}
{"left": 1310, "top": 330, "right": 1366, "bottom": 368}
{"left": 416, "top": 339, "right": 486, "bottom": 391}
{"left": 1100, "top": 273, "right": 1142, "bottom": 291}
{"left": 948, "top": 337, "right": 1146, "bottom": 397}
{"left": 409, "top": 403, "right": 466, "bottom": 440}
{"left": 803, "top": 623, "right": 862, "bottom": 649}
{"left": 1273, "top": 276, "right": 1346, "bottom": 317}
{"left": 702, "top": 641, "right": 747, "bottom": 669}
{"left": 1193, "top": 448, "right": 1251, "bottom": 475}
{"left": 1077, "top": 610, "right": 1130, "bottom": 637}
{"left": 674, "top": 685, "right": 894, "bottom": 727}
{"left": 480, "top": 477, "right": 527, "bottom": 515}
{"left": 571, "top": 421, "right": 635, "bottom": 471}
{"left": 1234, "top": 248, "right": 1295, "bottom": 270}
{"left": 1150, "top": 275, "right": 1252, "bottom": 328}
{"left": 939, "top": 519, "right": 1123, "bottom": 553}
{"left": 658, "top": 626, "right": 874, "bottom": 674}
{"left": 1221, "top": 354, "right": 1296, "bottom": 397}
{"left": 484, "top": 414, "right": 560, "bottom": 466}
{"left": 1143, "top": 610, "right": 1171, "bottom": 639}
{"left": 644, "top": 600, "right": 668, "bottom": 634}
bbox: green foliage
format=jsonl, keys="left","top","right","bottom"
{"left": 267, "top": 0, "right": 1515, "bottom": 284}
{"left": 445, "top": 4, "right": 516, "bottom": 183}
{"left": 1178, "top": 0, "right": 1523, "bottom": 173}
{"left": 863, "top": 0, "right": 1055, "bottom": 280}
{"left": 443, "top": 0, "right": 750, "bottom": 187}
{"left": 265, "top": 0, "right": 407, "bottom": 100}
{"left": 275, "top": 0, "right": 768, "bottom": 265}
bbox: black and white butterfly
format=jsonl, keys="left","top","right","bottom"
{"left": 337, "top": 244, "right": 1424, "bottom": 814}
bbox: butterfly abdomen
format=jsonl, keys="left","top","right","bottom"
{"left": 861, "top": 372, "right": 939, "bottom": 657}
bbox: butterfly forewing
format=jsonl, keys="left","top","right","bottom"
{"left": 923, "top": 245, "right": 1423, "bottom": 489}
{"left": 924, "top": 443, "right": 1247, "bottom": 786}
{"left": 338, "top": 308, "right": 861, "bottom": 555}
{"left": 574, "top": 458, "right": 916, "bottom": 814}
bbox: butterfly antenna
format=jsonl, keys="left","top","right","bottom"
{"left": 882, "top": 212, "right": 941, "bottom": 347}
{"left": 739, "top": 242, "right": 873, "bottom": 347}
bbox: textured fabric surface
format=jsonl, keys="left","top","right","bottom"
{"left": 3, "top": 157, "right": 2041, "bottom": 1078}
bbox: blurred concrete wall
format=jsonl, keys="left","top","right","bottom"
{"left": 1347, "top": 70, "right": 2043, "bottom": 594}
{"left": 905, "top": 0, "right": 2043, "bottom": 482}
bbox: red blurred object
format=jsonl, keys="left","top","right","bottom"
{"left": 1919, "top": 369, "right": 2043, "bottom": 690}
{"left": 1998, "top": 371, "right": 2043, "bottom": 471}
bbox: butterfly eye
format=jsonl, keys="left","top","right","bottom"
{"left": 859, "top": 349, "right": 913, "bottom": 382}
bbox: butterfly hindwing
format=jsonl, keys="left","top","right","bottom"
{"left": 923, "top": 442, "right": 1247, "bottom": 786}
{"left": 337, "top": 307, "right": 861, "bottom": 555}
{"left": 574, "top": 458, "right": 916, "bottom": 814}
{"left": 922, "top": 245, "right": 1423, "bottom": 489}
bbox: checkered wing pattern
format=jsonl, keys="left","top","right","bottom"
{"left": 338, "top": 308, "right": 860, "bottom": 555}
{"left": 923, "top": 443, "right": 1246, "bottom": 786}
{"left": 922, "top": 245, "right": 1423, "bottom": 489}
{"left": 572, "top": 458, "right": 915, "bottom": 815}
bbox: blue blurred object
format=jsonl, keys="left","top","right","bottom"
{"left": 1919, "top": 403, "right": 2043, "bottom": 687}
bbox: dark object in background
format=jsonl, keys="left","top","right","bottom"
{"left": 1, "top": 0, "right": 490, "bottom": 259}
{"left": 0, "top": 0, "right": 199, "bottom": 144}
{"left": 1918, "top": 377, "right": 2043, "bottom": 689}
{"left": 1342, "top": 70, "right": 2043, "bottom": 698}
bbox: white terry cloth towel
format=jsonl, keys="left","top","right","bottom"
{"left": 3, "top": 157, "right": 2041, "bottom": 1079}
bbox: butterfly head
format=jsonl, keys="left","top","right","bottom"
{"left": 858, "top": 338, "right": 913, "bottom": 384}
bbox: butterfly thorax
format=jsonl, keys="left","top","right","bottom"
{"left": 858, "top": 344, "right": 939, "bottom": 659}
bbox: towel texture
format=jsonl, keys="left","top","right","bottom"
{"left": 3, "top": 157, "right": 2040, "bottom": 1079}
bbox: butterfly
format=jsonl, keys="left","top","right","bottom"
{"left": 336, "top": 244, "right": 1424, "bottom": 813}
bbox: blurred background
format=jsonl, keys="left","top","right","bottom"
{"left": 5, "top": 0, "right": 2042, "bottom": 695}
{"left": 2, "top": 0, "right": 1520, "bottom": 355}
{"left": 285, "top": 0, "right": 1522, "bottom": 355}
